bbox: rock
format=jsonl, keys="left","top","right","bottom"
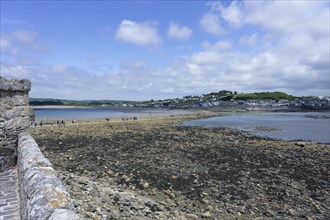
{"left": 143, "top": 182, "right": 149, "bottom": 188}
{"left": 288, "top": 208, "right": 296, "bottom": 215}
{"left": 227, "top": 208, "right": 235, "bottom": 214}
{"left": 264, "top": 208, "right": 276, "bottom": 217}
{"left": 295, "top": 141, "right": 306, "bottom": 147}
{"left": 48, "top": 209, "right": 79, "bottom": 220}
{"left": 206, "top": 205, "right": 213, "bottom": 210}
{"left": 186, "top": 213, "right": 199, "bottom": 220}
{"left": 202, "top": 211, "right": 211, "bottom": 218}
{"left": 202, "top": 199, "right": 210, "bottom": 204}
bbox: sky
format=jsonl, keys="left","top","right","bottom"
{"left": 1, "top": 0, "right": 329, "bottom": 101}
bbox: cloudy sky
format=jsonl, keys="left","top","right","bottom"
{"left": 1, "top": 1, "right": 329, "bottom": 100}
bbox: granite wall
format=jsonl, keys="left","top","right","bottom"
{"left": 0, "top": 77, "right": 79, "bottom": 219}
{"left": 0, "top": 77, "right": 31, "bottom": 172}
{"left": 18, "top": 133, "right": 79, "bottom": 220}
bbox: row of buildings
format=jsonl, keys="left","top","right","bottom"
{"left": 136, "top": 95, "right": 330, "bottom": 110}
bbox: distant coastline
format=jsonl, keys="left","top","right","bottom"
{"left": 30, "top": 90, "right": 330, "bottom": 112}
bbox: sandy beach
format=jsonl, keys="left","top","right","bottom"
{"left": 32, "top": 106, "right": 203, "bottom": 122}
{"left": 29, "top": 111, "right": 330, "bottom": 219}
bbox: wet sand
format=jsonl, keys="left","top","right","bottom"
{"left": 29, "top": 112, "right": 330, "bottom": 219}
{"left": 33, "top": 106, "right": 199, "bottom": 121}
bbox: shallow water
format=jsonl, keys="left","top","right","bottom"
{"left": 182, "top": 112, "right": 330, "bottom": 143}
{"left": 35, "top": 108, "right": 124, "bottom": 119}
{"left": 34, "top": 108, "right": 190, "bottom": 120}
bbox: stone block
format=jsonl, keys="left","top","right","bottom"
{"left": 0, "top": 78, "right": 31, "bottom": 92}
{"left": 4, "top": 116, "right": 30, "bottom": 135}
{"left": 3, "top": 106, "right": 28, "bottom": 120}
{"left": 12, "top": 93, "right": 29, "bottom": 107}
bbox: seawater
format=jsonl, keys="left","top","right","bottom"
{"left": 34, "top": 108, "right": 124, "bottom": 119}
{"left": 182, "top": 112, "right": 330, "bottom": 143}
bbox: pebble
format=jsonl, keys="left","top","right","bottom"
{"left": 295, "top": 141, "right": 306, "bottom": 147}
{"left": 31, "top": 115, "right": 330, "bottom": 220}
{"left": 186, "top": 213, "right": 199, "bottom": 220}
{"left": 202, "top": 211, "right": 211, "bottom": 218}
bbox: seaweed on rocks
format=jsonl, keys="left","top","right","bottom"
{"left": 30, "top": 116, "right": 330, "bottom": 219}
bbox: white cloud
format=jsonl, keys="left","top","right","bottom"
{"left": 0, "top": 29, "right": 49, "bottom": 61}
{"left": 1, "top": 1, "right": 329, "bottom": 99}
{"left": 191, "top": 0, "right": 329, "bottom": 96}
{"left": 202, "top": 40, "right": 231, "bottom": 51}
{"left": 200, "top": 13, "right": 224, "bottom": 35}
{"left": 219, "top": 1, "right": 242, "bottom": 26}
{"left": 0, "top": 38, "right": 11, "bottom": 51}
{"left": 167, "top": 22, "right": 192, "bottom": 40}
{"left": 11, "top": 30, "right": 36, "bottom": 43}
{"left": 115, "top": 19, "right": 161, "bottom": 46}
{"left": 244, "top": 1, "right": 328, "bottom": 37}
{"left": 239, "top": 34, "right": 258, "bottom": 47}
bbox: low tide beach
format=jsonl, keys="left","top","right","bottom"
{"left": 29, "top": 110, "right": 330, "bottom": 219}
{"left": 33, "top": 106, "right": 196, "bottom": 120}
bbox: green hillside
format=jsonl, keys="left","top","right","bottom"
{"left": 232, "top": 92, "right": 295, "bottom": 100}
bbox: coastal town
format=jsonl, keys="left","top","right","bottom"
{"left": 29, "top": 91, "right": 330, "bottom": 111}
{"left": 135, "top": 91, "right": 330, "bottom": 111}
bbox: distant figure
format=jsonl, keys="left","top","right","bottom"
{"left": 40, "top": 122, "right": 43, "bottom": 127}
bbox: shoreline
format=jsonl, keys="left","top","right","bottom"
{"left": 32, "top": 108, "right": 209, "bottom": 122}
{"left": 30, "top": 114, "right": 330, "bottom": 219}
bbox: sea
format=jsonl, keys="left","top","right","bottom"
{"left": 34, "top": 107, "right": 188, "bottom": 120}
{"left": 34, "top": 108, "right": 125, "bottom": 119}
{"left": 182, "top": 112, "right": 330, "bottom": 143}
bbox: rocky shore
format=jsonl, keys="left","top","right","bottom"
{"left": 29, "top": 113, "right": 330, "bottom": 219}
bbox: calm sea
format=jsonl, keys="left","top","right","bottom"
{"left": 34, "top": 108, "right": 124, "bottom": 119}
{"left": 182, "top": 112, "right": 330, "bottom": 143}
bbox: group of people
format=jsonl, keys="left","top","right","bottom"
{"left": 31, "top": 121, "right": 42, "bottom": 127}
{"left": 121, "top": 117, "right": 138, "bottom": 121}
{"left": 30, "top": 119, "right": 78, "bottom": 127}
{"left": 31, "top": 116, "right": 142, "bottom": 127}
{"left": 56, "top": 120, "right": 66, "bottom": 125}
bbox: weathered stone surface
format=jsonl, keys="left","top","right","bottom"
{"left": 0, "top": 77, "right": 31, "bottom": 172}
{"left": 4, "top": 117, "right": 30, "bottom": 137}
{"left": 186, "top": 213, "right": 199, "bottom": 220}
{"left": 48, "top": 209, "right": 80, "bottom": 220}
{"left": 1, "top": 77, "right": 78, "bottom": 219}
{"left": 4, "top": 107, "right": 28, "bottom": 120}
{"left": 0, "top": 78, "right": 31, "bottom": 92}
{"left": 0, "top": 168, "right": 20, "bottom": 220}
{"left": 18, "top": 133, "right": 79, "bottom": 220}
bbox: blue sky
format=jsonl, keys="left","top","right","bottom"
{"left": 1, "top": 0, "right": 329, "bottom": 100}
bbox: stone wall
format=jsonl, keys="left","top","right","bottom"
{"left": 18, "top": 133, "right": 78, "bottom": 220}
{"left": 0, "top": 77, "right": 79, "bottom": 219}
{"left": 0, "top": 77, "right": 31, "bottom": 172}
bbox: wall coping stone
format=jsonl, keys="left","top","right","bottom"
{"left": 18, "top": 132, "right": 79, "bottom": 220}
{"left": 0, "top": 77, "right": 31, "bottom": 92}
